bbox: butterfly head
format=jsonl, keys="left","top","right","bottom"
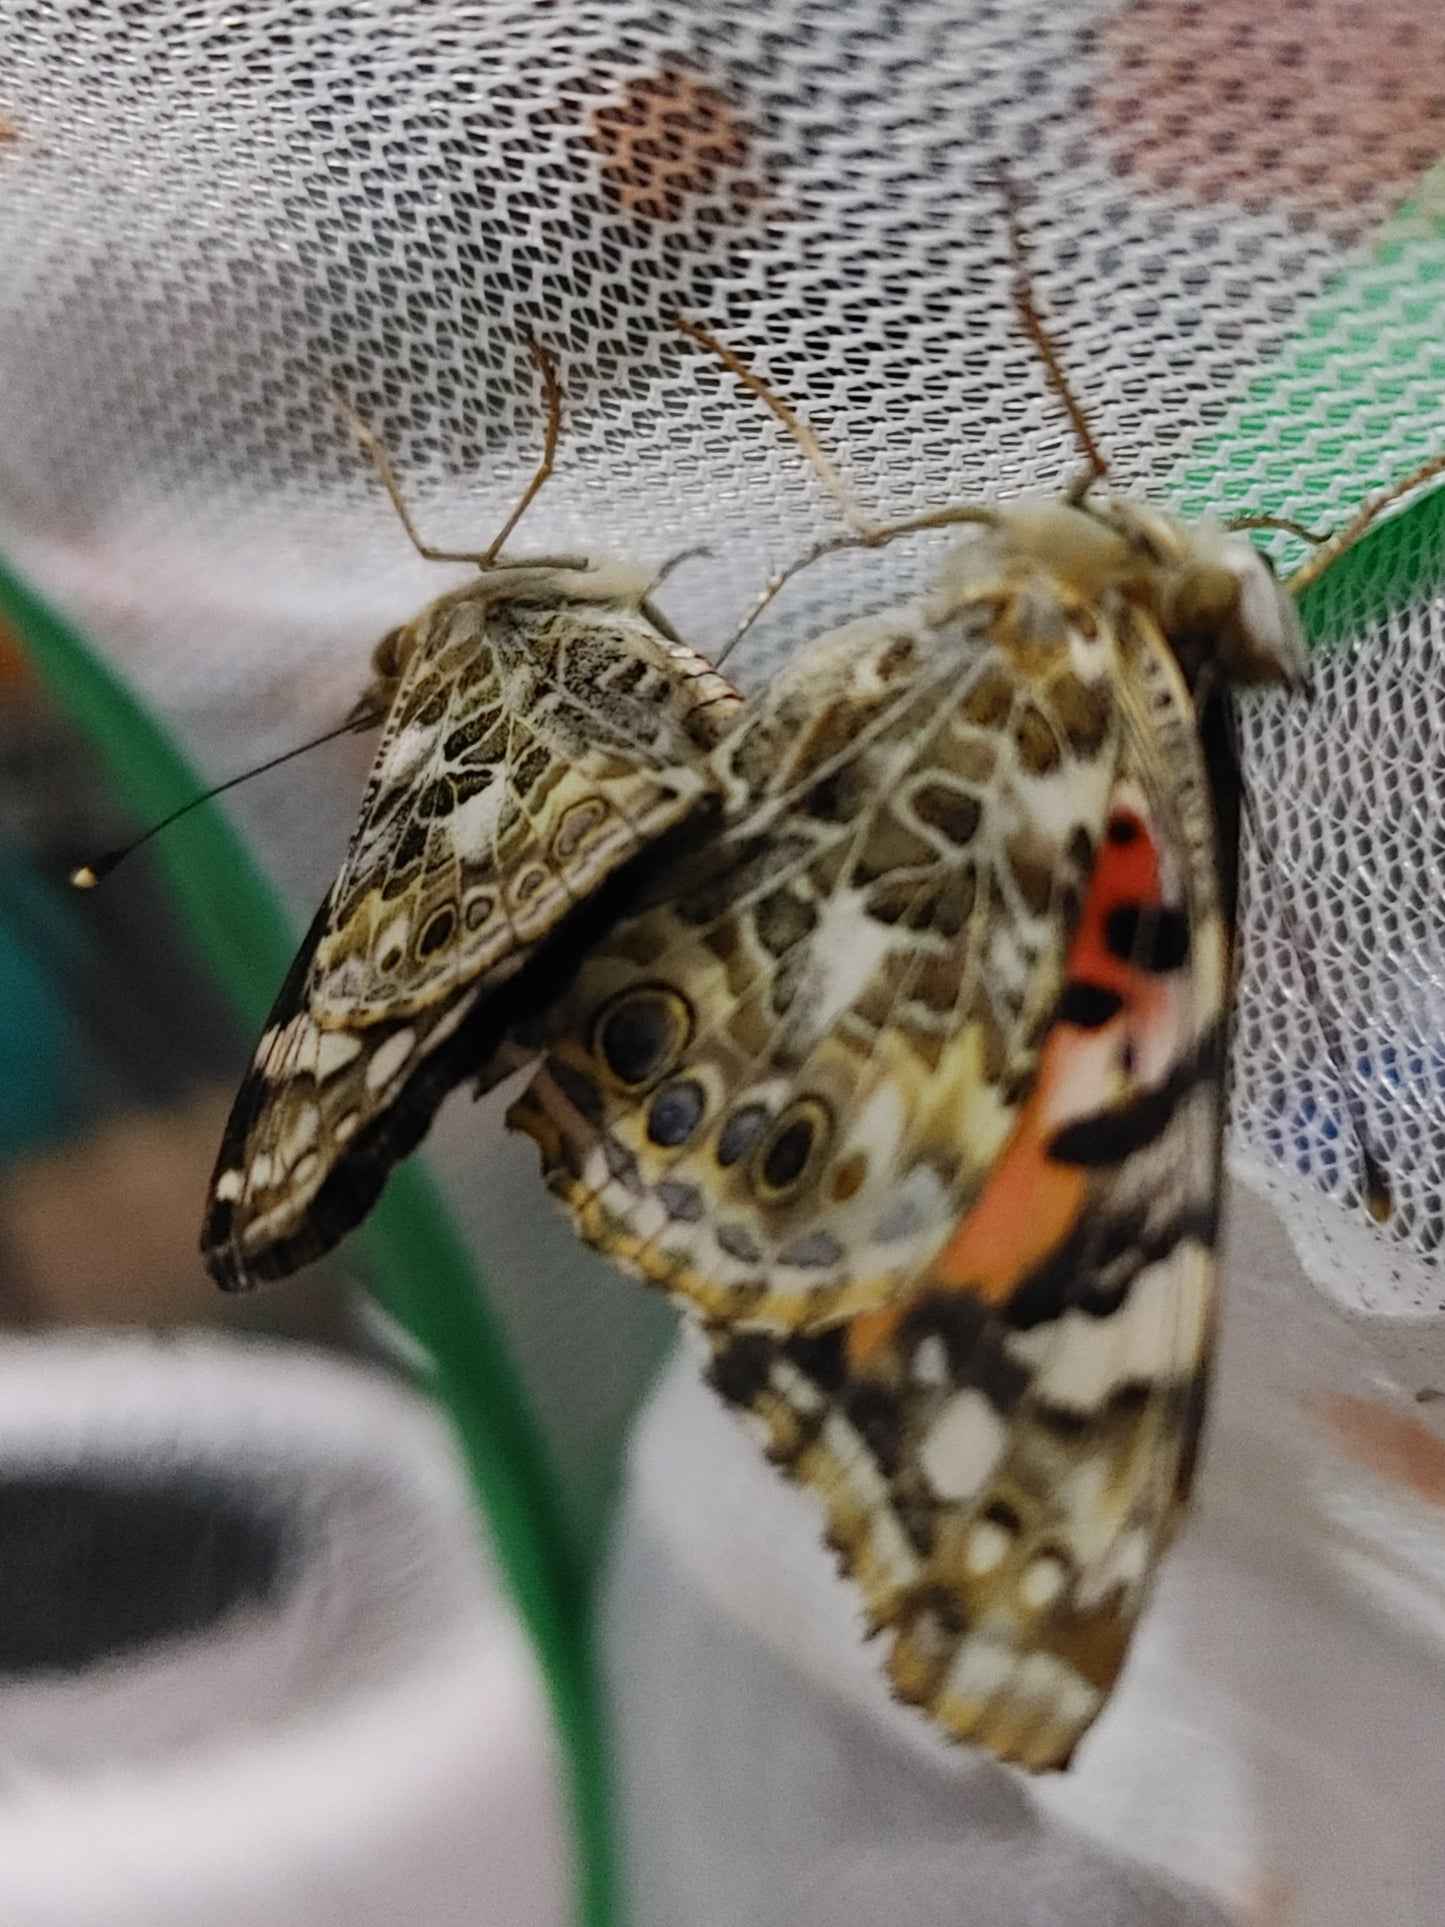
{"left": 346, "top": 620, "right": 412, "bottom": 725}
{"left": 1088, "top": 498, "right": 1310, "bottom": 692}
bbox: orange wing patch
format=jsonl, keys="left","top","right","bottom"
{"left": 855, "top": 785, "right": 1192, "bottom": 1356}
{"left": 935, "top": 792, "right": 1171, "bottom": 1304}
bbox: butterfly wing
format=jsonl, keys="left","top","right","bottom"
{"left": 203, "top": 568, "right": 739, "bottom": 1290}
{"left": 509, "top": 561, "right": 1124, "bottom": 1329}
{"left": 311, "top": 572, "right": 739, "bottom": 1023}
{"left": 706, "top": 615, "right": 1232, "bottom": 1769}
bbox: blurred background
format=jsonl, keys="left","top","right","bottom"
{"left": 2, "top": 3, "right": 1445, "bottom": 1925}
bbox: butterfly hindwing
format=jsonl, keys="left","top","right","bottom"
{"left": 310, "top": 566, "right": 738, "bottom": 1022}
{"left": 203, "top": 560, "right": 739, "bottom": 1290}
{"left": 509, "top": 549, "right": 1128, "bottom": 1329}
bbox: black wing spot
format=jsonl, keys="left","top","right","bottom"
{"left": 1048, "top": 1041, "right": 1214, "bottom": 1168}
{"left": 1057, "top": 980, "right": 1125, "bottom": 1029}
{"left": 1104, "top": 902, "right": 1190, "bottom": 972}
{"left": 841, "top": 1382, "right": 906, "bottom": 1475}
{"left": 755, "top": 1098, "right": 832, "bottom": 1200}
{"left": 593, "top": 984, "right": 693, "bottom": 1091}
{"left": 781, "top": 1324, "right": 849, "bottom": 1395}
{"left": 417, "top": 905, "right": 457, "bottom": 958}
{"left": 709, "top": 1334, "right": 775, "bottom": 1409}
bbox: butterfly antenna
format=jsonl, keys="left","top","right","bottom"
{"left": 69, "top": 713, "right": 373, "bottom": 890}
{"left": 1226, "top": 457, "right": 1445, "bottom": 580}
{"left": 713, "top": 502, "right": 1005, "bottom": 666}
{"left": 677, "top": 313, "right": 1011, "bottom": 665}
{"left": 994, "top": 161, "right": 1110, "bottom": 499}
{"left": 1225, "top": 511, "right": 1331, "bottom": 544}
{"left": 651, "top": 543, "right": 713, "bottom": 588}
{"left": 1239, "top": 779, "right": 1392, "bottom": 1223}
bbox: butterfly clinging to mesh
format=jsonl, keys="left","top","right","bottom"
{"left": 201, "top": 342, "right": 739, "bottom": 1291}
{"left": 506, "top": 205, "right": 1441, "bottom": 1766}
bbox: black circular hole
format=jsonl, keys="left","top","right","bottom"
{"left": 0, "top": 1472, "right": 289, "bottom": 1675}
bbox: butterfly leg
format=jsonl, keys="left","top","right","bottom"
{"left": 1284, "top": 449, "right": 1445, "bottom": 593}
{"left": 316, "top": 335, "right": 566, "bottom": 568}
{"left": 480, "top": 337, "right": 564, "bottom": 562}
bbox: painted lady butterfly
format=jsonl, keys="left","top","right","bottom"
{"left": 507, "top": 491, "right": 1307, "bottom": 1767}
{"left": 503, "top": 186, "right": 1444, "bottom": 1762}
{"left": 202, "top": 350, "right": 739, "bottom": 1291}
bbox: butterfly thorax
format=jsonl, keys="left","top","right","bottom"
{"left": 929, "top": 498, "right": 1308, "bottom": 697}
{"left": 352, "top": 555, "right": 667, "bottom": 721}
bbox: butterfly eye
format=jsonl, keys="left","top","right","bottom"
{"left": 593, "top": 984, "right": 693, "bottom": 1092}
{"left": 368, "top": 623, "right": 410, "bottom": 687}
{"left": 753, "top": 1096, "right": 833, "bottom": 1203}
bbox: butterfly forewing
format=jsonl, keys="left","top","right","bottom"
{"left": 706, "top": 620, "right": 1231, "bottom": 1769}
{"left": 203, "top": 560, "right": 740, "bottom": 1291}
{"left": 312, "top": 567, "right": 737, "bottom": 1020}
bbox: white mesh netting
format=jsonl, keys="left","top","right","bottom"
{"left": 2, "top": 0, "right": 1444, "bottom": 1319}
